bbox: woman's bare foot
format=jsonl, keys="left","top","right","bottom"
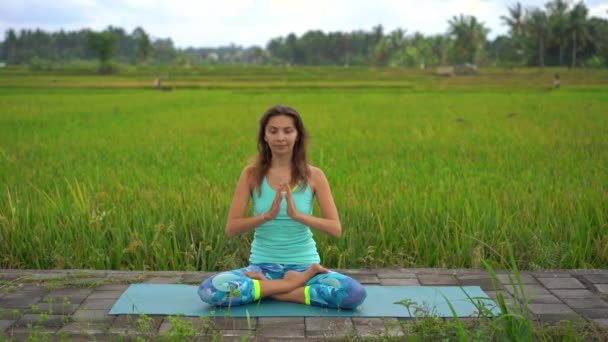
{"left": 244, "top": 271, "right": 268, "bottom": 281}
{"left": 283, "top": 264, "right": 329, "bottom": 287}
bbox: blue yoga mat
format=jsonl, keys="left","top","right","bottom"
{"left": 109, "top": 284, "right": 500, "bottom": 317}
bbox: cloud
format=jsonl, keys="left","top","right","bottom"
{"left": 589, "top": 3, "right": 608, "bottom": 18}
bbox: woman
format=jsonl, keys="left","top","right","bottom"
{"left": 198, "top": 105, "right": 366, "bottom": 310}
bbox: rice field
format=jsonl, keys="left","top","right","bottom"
{"left": 0, "top": 67, "right": 606, "bottom": 271}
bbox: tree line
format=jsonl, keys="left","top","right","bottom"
{"left": 1, "top": 0, "right": 607, "bottom": 72}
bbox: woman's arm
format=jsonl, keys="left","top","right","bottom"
{"left": 225, "top": 166, "right": 282, "bottom": 238}
{"left": 284, "top": 167, "right": 342, "bottom": 238}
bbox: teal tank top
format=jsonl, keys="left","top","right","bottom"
{"left": 250, "top": 177, "right": 320, "bottom": 265}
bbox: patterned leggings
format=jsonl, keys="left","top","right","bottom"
{"left": 198, "top": 264, "right": 366, "bottom": 310}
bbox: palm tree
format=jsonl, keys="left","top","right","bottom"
{"left": 568, "top": 1, "right": 589, "bottom": 67}
{"left": 545, "top": 0, "right": 571, "bottom": 66}
{"left": 501, "top": 2, "right": 525, "bottom": 37}
{"left": 525, "top": 9, "right": 549, "bottom": 68}
{"left": 448, "top": 14, "right": 490, "bottom": 65}
{"left": 428, "top": 34, "right": 450, "bottom": 66}
{"left": 501, "top": 2, "right": 525, "bottom": 65}
{"left": 132, "top": 27, "right": 152, "bottom": 64}
{"left": 388, "top": 28, "right": 407, "bottom": 51}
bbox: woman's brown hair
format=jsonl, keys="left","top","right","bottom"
{"left": 251, "top": 105, "right": 310, "bottom": 194}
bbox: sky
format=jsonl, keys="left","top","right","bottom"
{"left": 2, "top": 0, "right": 608, "bottom": 48}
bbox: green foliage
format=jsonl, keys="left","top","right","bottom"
{"left": 387, "top": 244, "right": 608, "bottom": 341}
{"left": 584, "top": 55, "right": 606, "bottom": 68}
{"left": 27, "top": 57, "right": 53, "bottom": 71}
{"left": 85, "top": 30, "right": 118, "bottom": 74}
{"left": 0, "top": 68, "right": 606, "bottom": 272}
{"left": 3, "top": 9, "right": 608, "bottom": 69}
{"left": 448, "top": 14, "right": 490, "bottom": 65}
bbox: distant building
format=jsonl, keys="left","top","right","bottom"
{"left": 436, "top": 66, "right": 454, "bottom": 77}
{"left": 206, "top": 52, "right": 219, "bottom": 61}
{"left": 0, "top": 62, "right": 6, "bottom": 68}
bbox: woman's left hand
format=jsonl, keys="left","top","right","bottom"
{"left": 282, "top": 183, "right": 302, "bottom": 221}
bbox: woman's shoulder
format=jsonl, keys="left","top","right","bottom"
{"left": 307, "top": 164, "right": 327, "bottom": 189}
{"left": 241, "top": 164, "right": 258, "bottom": 188}
{"left": 308, "top": 164, "right": 325, "bottom": 177}
{"left": 243, "top": 163, "right": 256, "bottom": 174}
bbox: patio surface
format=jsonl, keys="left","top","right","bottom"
{"left": 1, "top": 268, "right": 607, "bottom": 341}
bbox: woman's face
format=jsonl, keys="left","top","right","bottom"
{"left": 264, "top": 115, "right": 298, "bottom": 157}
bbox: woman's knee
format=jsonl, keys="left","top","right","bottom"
{"left": 341, "top": 279, "right": 367, "bottom": 309}
{"left": 198, "top": 274, "right": 220, "bottom": 305}
{"left": 198, "top": 271, "right": 254, "bottom": 307}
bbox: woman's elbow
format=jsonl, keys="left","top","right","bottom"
{"left": 331, "top": 223, "right": 342, "bottom": 238}
{"left": 225, "top": 223, "right": 237, "bottom": 238}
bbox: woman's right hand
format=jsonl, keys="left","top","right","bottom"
{"left": 264, "top": 188, "right": 283, "bottom": 221}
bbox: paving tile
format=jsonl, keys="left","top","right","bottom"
{"left": 109, "top": 314, "right": 163, "bottom": 335}
{"left": 48, "top": 277, "right": 108, "bottom": 288}
{"left": 452, "top": 270, "right": 490, "bottom": 276}
{"left": 80, "top": 298, "right": 116, "bottom": 310}
{"left": 105, "top": 272, "right": 146, "bottom": 283}
{"left": 562, "top": 297, "right": 608, "bottom": 310}
{"left": 551, "top": 289, "right": 596, "bottom": 298}
{"left": 180, "top": 272, "right": 216, "bottom": 284}
{"left": 95, "top": 284, "right": 129, "bottom": 291}
{"left": 6, "top": 325, "right": 58, "bottom": 340}
{"left": 257, "top": 317, "right": 304, "bottom": 338}
{"left": 0, "top": 273, "right": 29, "bottom": 281}
{"left": 595, "top": 284, "right": 608, "bottom": 293}
{"left": 380, "top": 278, "right": 420, "bottom": 286}
{"left": 529, "top": 271, "right": 575, "bottom": 278}
{"left": 0, "top": 295, "right": 44, "bottom": 309}
{"left": 158, "top": 316, "right": 213, "bottom": 335}
{"left": 34, "top": 302, "right": 80, "bottom": 315}
{"left": 15, "top": 314, "right": 65, "bottom": 328}
{"left": 456, "top": 275, "right": 498, "bottom": 290}
{"left": 484, "top": 290, "right": 513, "bottom": 302}
{"left": 59, "top": 321, "right": 110, "bottom": 333}
{"left": 16, "top": 284, "right": 47, "bottom": 293}
{"left": 143, "top": 276, "right": 182, "bottom": 284}
{"left": 505, "top": 284, "right": 551, "bottom": 298}
{"left": 216, "top": 329, "right": 255, "bottom": 341}
{"left": 417, "top": 274, "right": 458, "bottom": 285}
{"left": 1, "top": 319, "right": 14, "bottom": 331}
{"left": 213, "top": 317, "right": 257, "bottom": 330}
{"left": 305, "top": 317, "right": 354, "bottom": 339}
{"left": 583, "top": 274, "right": 608, "bottom": 284}
{"left": 528, "top": 303, "right": 578, "bottom": 315}
{"left": 536, "top": 277, "right": 586, "bottom": 289}
{"left": 142, "top": 271, "right": 184, "bottom": 277}
{"left": 527, "top": 295, "right": 564, "bottom": 304}
{"left": 42, "top": 288, "right": 93, "bottom": 304}
{"left": 58, "top": 322, "right": 110, "bottom": 340}
{"left": 572, "top": 308, "right": 608, "bottom": 319}
{"left": 0, "top": 308, "right": 23, "bottom": 320}
{"left": 86, "top": 290, "right": 124, "bottom": 300}
{"left": 591, "top": 318, "right": 608, "bottom": 328}
{"left": 528, "top": 304, "right": 582, "bottom": 323}
{"left": 72, "top": 309, "right": 115, "bottom": 324}
{"left": 349, "top": 273, "right": 380, "bottom": 284}
{"left": 333, "top": 268, "right": 378, "bottom": 275}
{"left": 496, "top": 273, "right": 538, "bottom": 285}
{"left": 352, "top": 317, "right": 403, "bottom": 338}
{"left": 376, "top": 270, "right": 418, "bottom": 279}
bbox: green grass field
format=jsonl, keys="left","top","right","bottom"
{"left": 0, "top": 67, "right": 606, "bottom": 271}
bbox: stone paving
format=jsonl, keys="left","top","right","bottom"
{"left": 0, "top": 268, "right": 607, "bottom": 341}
